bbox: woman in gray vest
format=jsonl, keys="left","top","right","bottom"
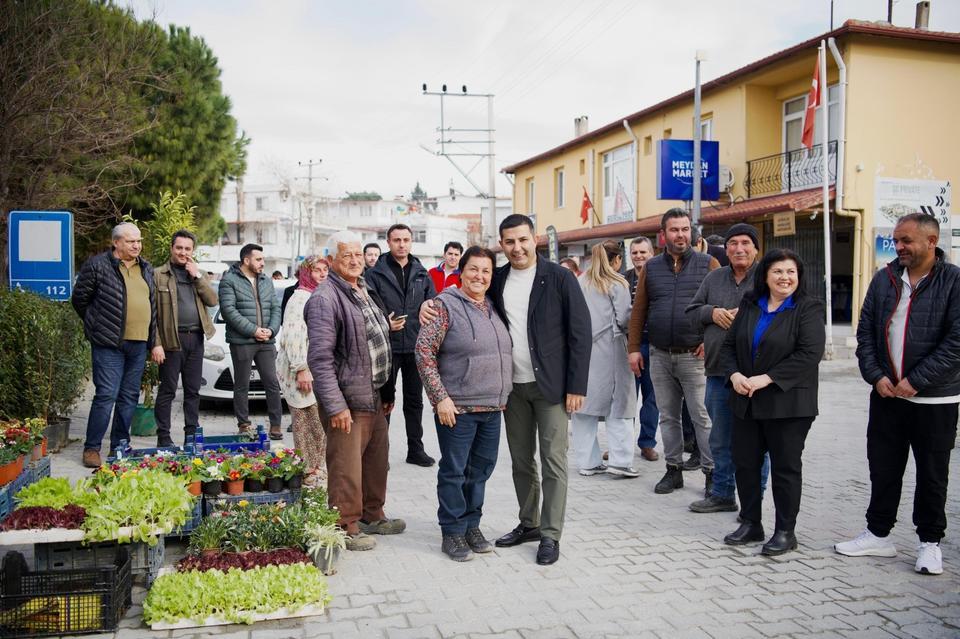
{"left": 571, "top": 240, "right": 639, "bottom": 478}
{"left": 415, "top": 246, "right": 513, "bottom": 562}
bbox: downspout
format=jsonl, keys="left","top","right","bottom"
{"left": 828, "top": 36, "right": 862, "bottom": 331}
{"left": 623, "top": 120, "right": 639, "bottom": 225}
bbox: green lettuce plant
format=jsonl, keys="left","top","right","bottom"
{"left": 143, "top": 563, "right": 331, "bottom": 625}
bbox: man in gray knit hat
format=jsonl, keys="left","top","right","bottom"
{"left": 685, "top": 223, "right": 765, "bottom": 513}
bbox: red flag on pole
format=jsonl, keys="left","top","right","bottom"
{"left": 580, "top": 187, "right": 593, "bottom": 224}
{"left": 801, "top": 50, "right": 822, "bottom": 150}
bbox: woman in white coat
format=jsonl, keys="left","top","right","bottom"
{"left": 571, "top": 240, "right": 639, "bottom": 478}
{"left": 278, "top": 255, "right": 328, "bottom": 487}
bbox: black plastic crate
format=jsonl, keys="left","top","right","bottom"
{"left": 0, "top": 547, "right": 131, "bottom": 637}
{"left": 34, "top": 538, "right": 163, "bottom": 588}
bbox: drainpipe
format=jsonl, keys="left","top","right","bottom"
{"left": 622, "top": 120, "right": 639, "bottom": 225}
{"left": 828, "top": 36, "right": 863, "bottom": 332}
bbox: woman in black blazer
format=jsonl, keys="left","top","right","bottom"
{"left": 719, "top": 248, "right": 825, "bottom": 555}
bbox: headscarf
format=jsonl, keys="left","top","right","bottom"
{"left": 296, "top": 255, "right": 325, "bottom": 292}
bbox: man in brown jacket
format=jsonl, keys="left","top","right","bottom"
{"left": 305, "top": 230, "right": 405, "bottom": 551}
{"left": 152, "top": 229, "right": 218, "bottom": 447}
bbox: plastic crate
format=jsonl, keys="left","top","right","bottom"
{"left": 165, "top": 499, "right": 202, "bottom": 539}
{"left": 0, "top": 546, "right": 132, "bottom": 638}
{"left": 28, "top": 456, "right": 51, "bottom": 483}
{"left": 189, "top": 425, "right": 271, "bottom": 454}
{"left": 34, "top": 538, "right": 164, "bottom": 588}
{"left": 0, "top": 468, "right": 33, "bottom": 521}
{"left": 202, "top": 488, "right": 301, "bottom": 516}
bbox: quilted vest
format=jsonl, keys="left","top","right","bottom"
{"left": 645, "top": 250, "right": 712, "bottom": 349}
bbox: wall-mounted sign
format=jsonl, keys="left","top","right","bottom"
{"left": 874, "top": 230, "right": 897, "bottom": 272}
{"left": 874, "top": 178, "right": 952, "bottom": 257}
{"left": 656, "top": 140, "right": 720, "bottom": 201}
{"left": 8, "top": 211, "right": 74, "bottom": 301}
{"left": 546, "top": 225, "right": 559, "bottom": 263}
{"left": 773, "top": 212, "right": 796, "bottom": 237}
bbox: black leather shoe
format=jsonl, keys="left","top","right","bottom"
{"left": 724, "top": 522, "right": 765, "bottom": 546}
{"left": 682, "top": 452, "right": 701, "bottom": 471}
{"left": 406, "top": 450, "right": 436, "bottom": 467}
{"left": 156, "top": 435, "right": 175, "bottom": 448}
{"left": 536, "top": 538, "right": 560, "bottom": 565}
{"left": 495, "top": 524, "right": 541, "bottom": 547}
{"left": 761, "top": 529, "right": 798, "bottom": 556}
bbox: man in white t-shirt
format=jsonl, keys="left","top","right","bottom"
{"left": 424, "top": 214, "right": 592, "bottom": 565}
{"left": 836, "top": 213, "right": 960, "bottom": 576}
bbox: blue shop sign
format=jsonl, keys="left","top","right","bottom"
{"left": 656, "top": 140, "right": 720, "bottom": 201}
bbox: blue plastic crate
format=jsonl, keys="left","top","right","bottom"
{"left": 165, "top": 498, "right": 203, "bottom": 538}
{"left": 28, "top": 454, "right": 51, "bottom": 482}
{"left": 189, "top": 425, "right": 271, "bottom": 454}
{"left": 0, "top": 466, "right": 34, "bottom": 519}
{"left": 202, "top": 488, "right": 301, "bottom": 516}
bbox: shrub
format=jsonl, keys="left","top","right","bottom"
{"left": 0, "top": 288, "right": 90, "bottom": 420}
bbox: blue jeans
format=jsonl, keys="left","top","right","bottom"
{"left": 84, "top": 341, "right": 147, "bottom": 451}
{"left": 435, "top": 411, "right": 501, "bottom": 536}
{"left": 707, "top": 375, "right": 770, "bottom": 499}
{"left": 636, "top": 342, "right": 659, "bottom": 448}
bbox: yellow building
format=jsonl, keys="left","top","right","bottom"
{"left": 503, "top": 20, "right": 960, "bottom": 326}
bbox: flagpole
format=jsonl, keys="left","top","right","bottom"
{"left": 820, "top": 40, "right": 834, "bottom": 360}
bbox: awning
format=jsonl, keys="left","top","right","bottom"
{"left": 538, "top": 186, "right": 833, "bottom": 247}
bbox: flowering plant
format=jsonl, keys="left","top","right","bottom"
{"left": 274, "top": 448, "right": 305, "bottom": 481}
{"left": 0, "top": 423, "right": 33, "bottom": 456}
{"left": 23, "top": 418, "right": 47, "bottom": 445}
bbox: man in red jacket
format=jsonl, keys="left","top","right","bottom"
{"left": 429, "top": 242, "right": 463, "bottom": 291}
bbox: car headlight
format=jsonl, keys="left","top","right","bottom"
{"left": 204, "top": 343, "right": 226, "bottom": 361}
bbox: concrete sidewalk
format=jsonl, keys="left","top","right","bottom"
{"left": 48, "top": 359, "right": 960, "bottom": 638}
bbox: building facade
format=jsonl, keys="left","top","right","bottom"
{"left": 503, "top": 20, "right": 959, "bottom": 328}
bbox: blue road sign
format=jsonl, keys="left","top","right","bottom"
{"left": 8, "top": 210, "right": 74, "bottom": 301}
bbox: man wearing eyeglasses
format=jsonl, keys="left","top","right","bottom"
{"left": 72, "top": 222, "right": 158, "bottom": 468}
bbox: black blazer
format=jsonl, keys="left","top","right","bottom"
{"left": 490, "top": 258, "right": 592, "bottom": 405}
{"left": 719, "top": 296, "right": 825, "bottom": 419}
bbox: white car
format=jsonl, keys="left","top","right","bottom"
{"left": 199, "top": 279, "right": 295, "bottom": 402}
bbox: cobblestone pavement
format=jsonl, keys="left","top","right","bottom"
{"left": 44, "top": 359, "right": 960, "bottom": 638}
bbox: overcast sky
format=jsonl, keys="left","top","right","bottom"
{"left": 126, "top": 0, "right": 960, "bottom": 204}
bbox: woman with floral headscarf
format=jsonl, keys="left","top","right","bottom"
{"left": 278, "top": 255, "right": 329, "bottom": 486}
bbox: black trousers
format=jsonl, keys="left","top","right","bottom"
{"left": 385, "top": 352, "right": 425, "bottom": 454}
{"left": 155, "top": 331, "right": 204, "bottom": 438}
{"left": 866, "top": 392, "right": 958, "bottom": 543}
{"left": 732, "top": 410, "right": 813, "bottom": 532}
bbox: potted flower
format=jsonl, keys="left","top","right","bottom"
{"left": 199, "top": 454, "right": 226, "bottom": 496}
{"left": 276, "top": 448, "right": 306, "bottom": 490}
{"left": 306, "top": 523, "right": 347, "bottom": 575}
{"left": 183, "top": 457, "right": 204, "bottom": 496}
{"left": 244, "top": 457, "right": 267, "bottom": 493}
{"left": 264, "top": 454, "right": 284, "bottom": 493}
{"left": 0, "top": 440, "right": 24, "bottom": 486}
{"left": 23, "top": 417, "right": 47, "bottom": 460}
{"left": 223, "top": 455, "right": 246, "bottom": 495}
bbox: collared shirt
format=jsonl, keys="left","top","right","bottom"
{"left": 751, "top": 295, "right": 795, "bottom": 360}
{"left": 119, "top": 260, "right": 150, "bottom": 341}
{"left": 887, "top": 269, "right": 959, "bottom": 404}
{"left": 353, "top": 275, "right": 392, "bottom": 388}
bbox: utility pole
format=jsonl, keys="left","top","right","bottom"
{"left": 692, "top": 51, "right": 706, "bottom": 231}
{"left": 296, "top": 159, "right": 323, "bottom": 262}
{"left": 422, "top": 84, "right": 496, "bottom": 248}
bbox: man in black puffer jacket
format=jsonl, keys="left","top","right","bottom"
{"left": 836, "top": 213, "right": 960, "bottom": 577}
{"left": 365, "top": 223, "right": 437, "bottom": 467}
{"left": 71, "top": 222, "right": 157, "bottom": 468}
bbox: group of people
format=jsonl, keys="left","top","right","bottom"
{"left": 71, "top": 208, "right": 957, "bottom": 573}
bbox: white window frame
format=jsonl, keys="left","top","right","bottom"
{"left": 555, "top": 168, "right": 565, "bottom": 209}
{"left": 526, "top": 178, "right": 535, "bottom": 216}
{"left": 601, "top": 144, "right": 635, "bottom": 224}
{"left": 700, "top": 118, "right": 713, "bottom": 141}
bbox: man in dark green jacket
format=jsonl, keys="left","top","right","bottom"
{"left": 219, "top": 243, "right": 283, "bottom": 439}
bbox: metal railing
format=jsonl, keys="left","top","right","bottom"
{"left": 745, "top": 140, "right": 837, "bottom": 198}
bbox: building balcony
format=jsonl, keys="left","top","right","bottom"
{"left": 745, "top": 141, "right": 837, "bottom": 199}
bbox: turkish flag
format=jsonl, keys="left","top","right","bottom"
{"left": 580, "top": 187, "right": 593, "bottom": 224}
{"left": 801, "top": 50, "right": 821, "bottom": 150}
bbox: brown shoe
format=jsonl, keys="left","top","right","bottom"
{"left": 640, "top": 447, "right": 659, "bottom": 462}
{"left": 82, "top": 448, "right": 102, "bottom": 468}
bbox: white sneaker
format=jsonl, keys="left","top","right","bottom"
{"left": 915, "top": 542, "right": 943, "bottom": 575}
{"left": 834, "top": 529, "right": 898, "bottom": 557}
{"left": 579, "top": 464, "right": 607, "bottom": 476}
{"left": 606, "top": 465, "right": 640, "bottom": 478}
